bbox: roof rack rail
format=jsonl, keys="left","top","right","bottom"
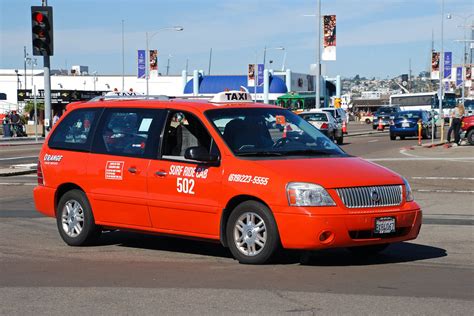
{"left": 88, "top": 95, "right": 170, "bottom": 102}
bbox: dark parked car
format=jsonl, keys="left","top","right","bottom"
{"left": 389, "top": 110, "right": 436, "bottom": 140}
{"left": 373, "top": 106, "right": 401, "bottom": 130}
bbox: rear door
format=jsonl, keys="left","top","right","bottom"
{"left": 87, "top": 108, "right": 166, "bottom": 227}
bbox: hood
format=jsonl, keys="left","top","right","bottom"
{"left": 250, "top": 157, "right": 403, "bottom": 189}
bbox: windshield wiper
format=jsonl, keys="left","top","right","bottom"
{"left": 281, "top": 149, "right": 334, "bottom": 156}
{"left": 235, "top": 151, "right": 284, "bottom": 157}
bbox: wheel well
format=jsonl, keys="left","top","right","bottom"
{"left": 219, "top": 195, "right": 271, "bottom": 247}
{"left": 54, "top": 183, "right": 85, "bottom": 215}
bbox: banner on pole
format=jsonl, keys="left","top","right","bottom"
{"left": 456, "top": 67, "right": 463, "bottom": 87}
{"left": 257, "top": 64, "right": 264, "bottom": 86}
{"left": 149, "top": 49, "right": 158, "bottom": 77}
{"left": 443, "top": 52, "right": 452, "bottom": 79}
{"left": 322, "top": 15, "right": 336, "bottom": 61}
{"left": 137, "top": 50, "right": 146, "bottom": 79}
{"left": 247, "top": 64, "right": 255, "bottom": 87}
{"left": 431, "top": 51, "right": 440, "bottom": 80}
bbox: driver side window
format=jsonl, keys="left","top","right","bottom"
{"left": 162, "top": 111, "right": 219, "bottom": 161}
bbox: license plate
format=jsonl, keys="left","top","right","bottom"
{"left": 374, "top": 217, "right": 396, "bottom": 234}
{"left": 402, "top": 122, "right": 410, "bottom": 128}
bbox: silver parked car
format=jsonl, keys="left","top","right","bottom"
{"left": 299, "top": 110, "right": 344, "bottom": 144}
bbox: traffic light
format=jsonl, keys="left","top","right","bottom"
{"left": 31, "top": 6, "right": 53, "bottom": 56}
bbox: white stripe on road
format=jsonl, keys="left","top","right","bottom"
{"left": 0, "top": 156, "right": 38, "bottom": 161}
{"left": 412, "top": 176, "right": 474, "bottom": 181}
{"left": 0, "top": 182, "right": 36, "bottom": 186}
{"left": 368, "top": 157, "right": 474, "bottom": 161}
{"left": 368, "top": 140, "right": 379, "bottom": 143}
{"left": 416, "top": 189, "right": 474, "bottom": 194}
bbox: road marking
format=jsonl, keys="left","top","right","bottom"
{"left": 0, "top": 182, "right": 36, "bottom": 186}
{"left": 0, "top": 156, "right": 38, "bottom": 161}
{"left": 368, "top": 140, "right": 379, "bottom": 143}
{"left": 412, "top": 176, "right": 474, "bottom": 181}
{"left": 415, "top": 189, "right": 474, "bottom": 194}
{"left": 369, "top": 157, "right": 474, "bottom": 162}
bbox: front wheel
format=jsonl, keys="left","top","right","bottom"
{"left": 390, "top": 133, "right": 396, "bottom": 140}
{"left": 226, "top": 201, "right": 280, "bottom": 264}
{"left": 56, "top": 189, "right": 101, "bottom": 246}
{"left": 348, "top": 243, "right": 389, "bottom": 256}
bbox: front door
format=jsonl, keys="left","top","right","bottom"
{"left": 147, "top": 110, "right": 222, "bottom": 237}
{"left": 87, "top": 108, "right": 165, "bottom": 227}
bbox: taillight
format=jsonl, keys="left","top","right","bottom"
{"left": 37, "top": 160, "right": 44, "bottom": 186}
{"left": 320, "top": 122, "right": 328, "bottom": 129}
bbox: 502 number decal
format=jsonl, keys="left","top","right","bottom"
{"left": 177, "top": 177, "right": 195, "bottom": 195}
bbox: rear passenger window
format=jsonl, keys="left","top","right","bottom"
{"left": 49, "top": 108, "right": 100, "bottom": 151}
{"left": 92, "top": 108, "right": 165, "bottom": 158}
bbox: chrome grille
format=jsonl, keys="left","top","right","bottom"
{"left": 336, "top": 185, "right": 402, "bottom": 208}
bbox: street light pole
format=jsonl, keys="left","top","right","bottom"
{"left": 438, "top": 0, "right": 444, "bottom": 119}
{"left": 145, "top": 26, "right": 184, "bottom": 96}
{"left": 316, "top": 0, "right": 321, "bottom": 109}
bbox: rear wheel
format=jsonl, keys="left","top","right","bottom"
{"left": 56, "top": 189, "right": 101, "bottom": 246}
{"left": 467, "top": 129, "right": 474, "bottom": 145}
{"left": 226, "top": 201, "right": 280, "bottom": 264}
{"left": 348, "top": 244, "right": 389, "bottom": 256}
{"left": 372, "top": 125, "right": 377, "bottom": 130}
{"left": 400, "top": 136, "right": 405, "bottom": 140}
{"left": 390, "top": 133, "right": 396, "bottom": 140}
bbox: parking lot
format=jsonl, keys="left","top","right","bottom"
{"left": 0, "top": 126, "right": 473, "bottom": 314}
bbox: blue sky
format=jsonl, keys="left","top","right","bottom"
{"left": 1, "top": 0, "right": 473, "bottom": 78}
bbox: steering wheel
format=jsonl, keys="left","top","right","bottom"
{"left": 273, "top": 137, "right": 294, "bottom": 148}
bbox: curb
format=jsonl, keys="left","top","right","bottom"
{"left": 0, "top": 168, "right": 36, "bottom": 177}
{"left": 0, "top": 163, "right": 37, "bottom": 177}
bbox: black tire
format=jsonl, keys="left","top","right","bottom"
{"left": 372, "top": 125, "right": 377, "bottom": 130}
{"left": 226, "top": 201, "right": 280, "bottom": 264}
{"left": 400, "top": 136, "right": 405, "bottom": 140}
{"left": 56, "top": 189, "right": 100, "bottom": 246}
{"left": 336, "top": 136, "right": 343, "bottom": 145}
{"left": 365, "top": 119, "right": 371, "bottom": 124}
{"left": 390, "top": 133, "right": 396, "bottom": 140}
{"left": 467, "top": 129, "right": 474, "bottom": 145}
{"left": 348, "top": 243, "right": 389, "bottom": 256}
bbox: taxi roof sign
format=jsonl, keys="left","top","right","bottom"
{"left": 210, "top": 91, "right": 253, "bottom": 103}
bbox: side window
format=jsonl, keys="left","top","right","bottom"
{"left": 92, "top": 108, "right": 165, "bottom": 158}
{"left": 48, "top": 108, "right": 100, "bottom": 151}
{"left": 162, "top": 111, "right": 219, "bottom": 161}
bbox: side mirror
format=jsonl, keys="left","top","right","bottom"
{"left": 184, "top": 146, "right": 219, "bottom": 164}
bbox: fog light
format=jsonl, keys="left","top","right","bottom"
{"left": 319, "top": 230, "right": 334, "bottom": 243}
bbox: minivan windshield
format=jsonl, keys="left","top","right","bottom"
{"left": 205, "top": 108, "right": 347, "bottom": 158}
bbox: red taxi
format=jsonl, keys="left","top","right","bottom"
{"left": 34, "top": 91, "right": 422, "bottom": 264}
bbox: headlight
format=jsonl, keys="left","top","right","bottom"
{"left": 403, "top": 178, "right": 414, "bottom": 202}
{"left": 286, "top": 182, "right": 335, "bottom": 206}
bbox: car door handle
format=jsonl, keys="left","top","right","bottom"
{"left": 128, "top": 167, "right": 139, "bottom": 174}
{"left": 155, "top": 170, "right": 167, "bottom": 177}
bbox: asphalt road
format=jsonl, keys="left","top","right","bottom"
{"left": 0, "top": 129, "right": 473, "bottom": 315}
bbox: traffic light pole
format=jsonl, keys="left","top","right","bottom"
{"left": 42, "top": 0, "right": 52, "bottom": 135}
{"left": 43, "top": 55, "right": 52, "bottom": 133}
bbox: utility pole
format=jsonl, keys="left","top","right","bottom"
{"left": 121, "top": 19, "right": 125, "bottom": 91}
{"left": 208, "top": 48, "right": 213, "bottom": 75}
{"left": 24, "top": 46, "right": 27, "bottom": 91}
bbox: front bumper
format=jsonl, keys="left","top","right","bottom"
{"left": 273, "top": 206, "right": 422, "bottom": 250}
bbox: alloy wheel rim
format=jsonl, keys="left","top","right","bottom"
{"left": 233, "top": 212, "right": 267, "bottom": 257}
{"left": 61, "top": 199, "right": 85, "bottom": 238}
